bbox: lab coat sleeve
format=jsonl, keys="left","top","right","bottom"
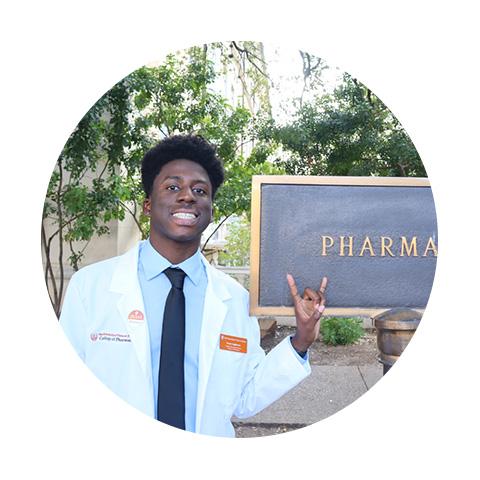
{"left": 59, "top": 274, "right": 88, "bottom": 361}
{"left": 233, "top": 315, "right": 311, "bottom": 419}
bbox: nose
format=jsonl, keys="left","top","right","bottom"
{"left": 177, "top": 187, "right": 195, "bottom": 203}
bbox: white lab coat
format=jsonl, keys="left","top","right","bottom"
{"left": 60, "top": 241, "right": 311, "bottom": 437}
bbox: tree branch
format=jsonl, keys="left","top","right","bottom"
{"left": 57, "top": 160, "right": 65, "bottom": 314}
{"left": 41, "top": 221, "right": 59, "bottom": 315}
{"left": 120, "top": 200, "right": 144, "bottom": 236}
{"left": 231, "top": 41, "right": 270, "bottom": 81}
{"left": 234, "top": 139, "right": 254, "bottom": 154}
{"left": 201, "top": 214, "right": 233, "bottom": 253}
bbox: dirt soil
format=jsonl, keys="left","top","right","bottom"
{"left": 261, "top": 325, "right": 378, "bottom": 366}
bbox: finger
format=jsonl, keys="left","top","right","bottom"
{"left": 303, "top": 287, "right": 320, "bottom": 303}
{"left": 286, "top": 274, "right": 301, "bottom": 303}
{"left": 319, "top": 276, "right": 328, "bottom": 294}
{"left": 318, "top": 277, "right": 328, "bottom": 305}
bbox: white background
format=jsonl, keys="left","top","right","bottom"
{"left": 1, "top": 1, "right": 479, "bottom": 478}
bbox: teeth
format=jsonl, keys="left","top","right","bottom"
{"left": 173, "top": 213, "right": 196, "bottom": 219}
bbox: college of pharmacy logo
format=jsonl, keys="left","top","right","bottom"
{"left": 90, "top": 332, "right": 132, "bottom": 343}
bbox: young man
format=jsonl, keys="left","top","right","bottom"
{"left": 60, "top": 134, "right": 327, "bottom": 437}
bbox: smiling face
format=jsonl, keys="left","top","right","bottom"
{"left": 143, "top": 159, "right": 213, "bottom": 263}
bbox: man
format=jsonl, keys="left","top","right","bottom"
{"left": 60, "top": 134, "right": 327, "bottom": 437}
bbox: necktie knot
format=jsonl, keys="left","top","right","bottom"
{"left": 164, "top": 267, "right": 186, "bottom": 289}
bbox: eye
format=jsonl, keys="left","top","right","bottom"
{"left": 193, "top": 187, "right": 207, "bottom": 196}
{"left": 166, "top": 184, "right": 180, "bottom": 191}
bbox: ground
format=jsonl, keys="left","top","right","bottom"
{"left": 233, "top": 325, "right": 379, "bottom": 438}
{"left": 260, "top": 325, "right": 378, "bottom": 366}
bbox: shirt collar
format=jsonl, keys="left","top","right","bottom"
{"left": 140, "top": 238, "right": 204, "bottom": 286}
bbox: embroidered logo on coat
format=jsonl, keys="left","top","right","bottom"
{"left": 90, "top": 332, "right": 131, "bottom": 343}
{"left": 128, "top": 310, "right": 144, "bottom": 322}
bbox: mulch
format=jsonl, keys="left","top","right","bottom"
{"left": 261, "top": 325, "right": 379, "bottom": 366}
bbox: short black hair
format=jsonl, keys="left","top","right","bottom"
{"left": 141, "top": 134, "right": 225, "bottom": 198}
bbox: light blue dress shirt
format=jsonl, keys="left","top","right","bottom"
{"left": 138, "top": 239, "right": 207, "bottom": 431}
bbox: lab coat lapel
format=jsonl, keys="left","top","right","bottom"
{"left": 109, "top": 242, "right": 153, "bottom": 402}
{"left": 195, "top": 258, "right": 230, "bottom": 431}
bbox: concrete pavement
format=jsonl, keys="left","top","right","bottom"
{"left": 232, "top": 316, "right": 382, "bottom": 436}
{"left": 233, "top": 364, "right": 382, "bottom": 432}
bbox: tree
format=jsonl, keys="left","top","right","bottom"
{"left": 298, "top": 50, "right": 328, "bottom": 108}
{"left": 42, "top": 80, "right": 132, "bottom": 316}
{"left": 261, "top": 73, "right": 425, "bottom": 178}
{"left": 42, "top": 43, "right": 281, "bottom": 315}
{"left": 218, "top": 214, "right": 251, "bottom": 267}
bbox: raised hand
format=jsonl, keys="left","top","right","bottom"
{"left": 287, "top": 274, "right": 328, "bottom": 353}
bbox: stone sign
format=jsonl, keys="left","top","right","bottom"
{"left": 249, "top": 176, "right": 437, "bottom": 316}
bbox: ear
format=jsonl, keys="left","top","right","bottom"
{"left": 143, "top": 197, "right": 151, "bottom": 216}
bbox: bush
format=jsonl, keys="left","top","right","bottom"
{"left": 320, "top": 317, "right": 365, "bottom": 345}
{"left": 218, "top": 215, "right": 251, "bottom": 267}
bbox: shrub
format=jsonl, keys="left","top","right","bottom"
{"left": 320, "top": 317, "right": 365, "bottom": 345}
{"left": 218, "top": 215, "right": 251, "bottom": 267}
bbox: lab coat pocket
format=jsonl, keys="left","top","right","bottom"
{"left": 213, "top": 348, "right": 247, "bottom": 405}
{"left": 217, "top": 347, "right": 246, "bottom": 366}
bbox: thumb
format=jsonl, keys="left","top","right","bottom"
{"left": 308, "top": 303, "right": 325, "bottom": 322}
{"left": 315, "top": 304, "right": 326, "bottom": 317}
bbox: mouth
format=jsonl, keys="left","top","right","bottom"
{"left": 171, "top": 211, "right": 199, "bottom": 226}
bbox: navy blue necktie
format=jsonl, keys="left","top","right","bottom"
{"left": 157, "top": 267, "right": 186, "bottom": 429}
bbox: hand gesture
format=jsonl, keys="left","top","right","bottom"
{"left": 287, "top": 274, "right": 328, "bottom": 353}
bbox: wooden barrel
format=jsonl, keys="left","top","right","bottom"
{"left": 374, "top": 308, "right": 422, "bottom": 374}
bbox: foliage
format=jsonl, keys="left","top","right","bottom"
{"left": 218, "top": 215, "right": 251, "bottom": 267}
{"left": 212, "top": 41, "right": 272, "bottom": 111}
{"left": 43, "top": 41, "right": 425, "bottom": 316}
{"left": 320, "top": 317, "right": 365, "bottom": 345}
{"left": 43, "top": 43, "right": 276, "bottom": 315}
{"left": 42, "top": 79, "right": 133, "bottom": 315}
{"left": 215, "top": 149, "right": 285, "bottom": 223}
{"left": 260, "top": 73, "right": 425, "bottom": 177}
